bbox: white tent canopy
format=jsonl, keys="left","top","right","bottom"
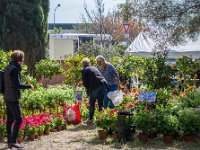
{"left": 126, "top": 32, "right": 200, "bottom": 59}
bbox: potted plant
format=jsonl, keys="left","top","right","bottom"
{"left": 134, "top": 111, "right": 157, "bottom": 142}
{"left": 24, "top": 124, "right": 37, "bottom": 141}
{"left": 50, "top": 122, "right": 56, "bottom": 132}
{"left": 0, "top": 120, "right": 6, "bottom": 142}
{"left": 178, "top": 110, "right": 200, "bottom": 142}
{"left": 95, "top": 109, "right": 118, "bottom": 139}
{"left": 160, "top": 114, "right": 179, "bottom": 144}
{"left": 35, "top": 59, "right": 64, "bottom": 87}
{"left": 95, "top": 110, "right": 109, "bottom": 139}
{"left": 37, "top": 124, "right": 45, "bottom": 136}
{"left": 17, "top": 130, "right": 24, "bottom": 144}
{"left": 108, "top": 109, "right": 118, "bottom": 140}
{"left": 44, "top": 123, "right": 51, "bottom": 135}
{"left": 53, "top": 114, "right": 64, "bottom": 131}
{"left": 62, "top": 118, "right": 67, "bottom": 130}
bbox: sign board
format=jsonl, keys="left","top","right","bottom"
{"left": 123, "top": 23, "right": 130, "bottom": 33}
{"left": 124, "top": 34, "right": 130, "bottom": 39}
{"left": 138, "top": 91, "right": 157, "bottom": 102}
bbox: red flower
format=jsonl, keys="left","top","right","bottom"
{"left": 128, "top": 103, "right": 134, "bottom": 108}
{"left": 100, "top": 109, "right": 105, "bottom": 113}
{"left": 38, "top": 113, "right": 45, "bottom": 119}
{"left": 132, "top": 88, "right": 137, "bottom": 93}
{"left": 122, "top": 110, "right": 129, "bottom": 113}
{"left": 63, "top": 102, "right": 67, "bottom": 106}
{"left": 63, "top": 107, "right": 67, "bottom": 114}
{"left": 109, "top": 109, "right": 118, "bottom": 115}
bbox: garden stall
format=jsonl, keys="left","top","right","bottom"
{"left": 126, "top": 32, "right": 200, "bottom": 60}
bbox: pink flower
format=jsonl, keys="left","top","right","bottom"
{"left": 38, "top": 113, "right": 45, "bottom": 119}
{"left": 41, "top": 118, "right": 47, "bottom": 124}
{"left": 63, "top": 102, "right": 67, "bottom": 106}
{"left": 20, "top": 122, "right": 25, "bottom": 130}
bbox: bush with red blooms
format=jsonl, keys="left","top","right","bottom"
{"left": 95, "top": 109, "right": 118, "bottom": 133}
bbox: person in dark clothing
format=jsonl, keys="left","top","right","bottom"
{"left": 81, "top": 58, "right": 107, "bottom": 124}
{"left": 4, "top": 50, "right": 33, "bottom": 149}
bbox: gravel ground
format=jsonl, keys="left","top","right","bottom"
{"left": 0, "top": 124, "right": 200, "bottom": 150}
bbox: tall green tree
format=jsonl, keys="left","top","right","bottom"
{"left": 136, "top": 0, "right": 200, "bottom": 45}
{"left": 0, "top": 0, "right": 49, "bottom": 74}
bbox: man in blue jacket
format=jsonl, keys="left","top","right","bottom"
{"left": 4, "top": 50, "right": 33, "bottom": 149}
{"left": 81, "top": 58, "right": 107, "bottom": 124}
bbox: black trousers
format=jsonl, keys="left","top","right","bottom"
{"left": 6, "top": 101, "right": 22, "bottom": 143}
{"left": 89, "top": 86, "right": 106, "bottom": 120}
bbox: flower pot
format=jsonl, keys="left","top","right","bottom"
{"left": 173, "top": 132, "right": 179, "bottom": 140}
{"left": 17, "top": 137, "right": 23, "bottom": 144}
{"left": 197, "top": 133, "right": 200, "bottom": 139}
{"left": 38, "top": 131, "right": 44, "bottom": 136}
{"left": 27, "top": 134, "right": 35, "bottom": 141}
{"left": 112, "top": 132, "right": 120, "bottom": 140}
{"left": 35, "top": 134, "right": 39, "bottom": 139}
{"left": 61, "top": 125, "right": 67, "bottom": 130}
{"left": 184, "top": 134, "right": 196, "bottom": 142}
{"left": 98, "top": 130, "right": 108, "bottom": 140}
{"left": 148, "top": 132, "right": 157, "bottom": 138}
{"left": 56, "top": 126, "right": 62, "bottom": 131}
{"left": 50, "top": 128, "right": 56, "bottom": 132}
{"left": 44, "top": 129, "right": 50, "bottom": 135}
{"left": 138, "top": 133, "right": 148, "bottom": 142}
{"left": 107, "top": 129, "right": 113, "bottom": 135}
{"left": 0, "top": 136, "right": 4, "bottom": 142}
{"left": 163, "top": 135, "right": 173, "bottom": 144}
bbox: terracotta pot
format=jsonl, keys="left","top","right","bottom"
{"left": 0, "top": 136, "right": 4, "bottom": 142}
{"left": 98, "top": 130, "right": 108, "bottom": 140}
{"left": 184, "top": 135, "right": 196, "bottom": 142}
{"left": 148, "top": 132, "right": 157, "bottom": 138}
{"left": 17, "top": 137, "right": 23, "bottom": 144}
{"left": 38, "top": 131, "right": 44, "bottom": 136}
{"left": 35, "top": 134, "right": 39, "bottom": 139}
{"left": 173, "top": 132, "right": 179, "bottom": 139}
{"left": 61, "top": 125, "right": 67, "bottom": 130}
{"left": 27, "top": 134, "right": 35, "bottom": 141}
{"left": 56, "top": 126, "right": 62, "bottom": 131}
{"left": 112, "top": 132, "right": 120, "bottom": 140}
{"left": 50, "top": 128, "right": 56, "bottom": 132}
{"left": 138, "top": 133, "right": 149, "bottom": 142}
{"left": 163, "top": 135, "right": 173, "bottom": 144}
{"left": 44, "top": 129, "right": 50, "bottom": 135}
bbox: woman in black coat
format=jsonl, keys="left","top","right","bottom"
{"left": 4, "top": 50, "right": 33, "bottom": 149}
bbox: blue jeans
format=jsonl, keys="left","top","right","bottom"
{"left": 103, "top": 84, "right": 118, "bottom": 109}
{"left": 89, "top": 86, "right": 106, "bottom": 120}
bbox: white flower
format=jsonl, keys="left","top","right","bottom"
{"left": 66, "top": 109, "right": 76, "bottom": 122}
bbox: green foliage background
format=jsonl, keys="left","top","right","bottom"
{"left": 0, "top": 0, "right": 49, "bottom": 74}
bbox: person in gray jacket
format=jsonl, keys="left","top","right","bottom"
{"left": 4, "top": 50, "right": 33, "bottom": 149}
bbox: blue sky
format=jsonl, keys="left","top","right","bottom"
{"left": 48, "top": 0, "right": 125, "bottom": 23}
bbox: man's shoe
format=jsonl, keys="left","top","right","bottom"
{"left": 9, "top": 142, "right": 24, "bottom": 149}
{"left": 8, "top": 142, "right": 10, "bottom": 148}
{"left": 86, "top": 118, "right": 93, "bottom": 124}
